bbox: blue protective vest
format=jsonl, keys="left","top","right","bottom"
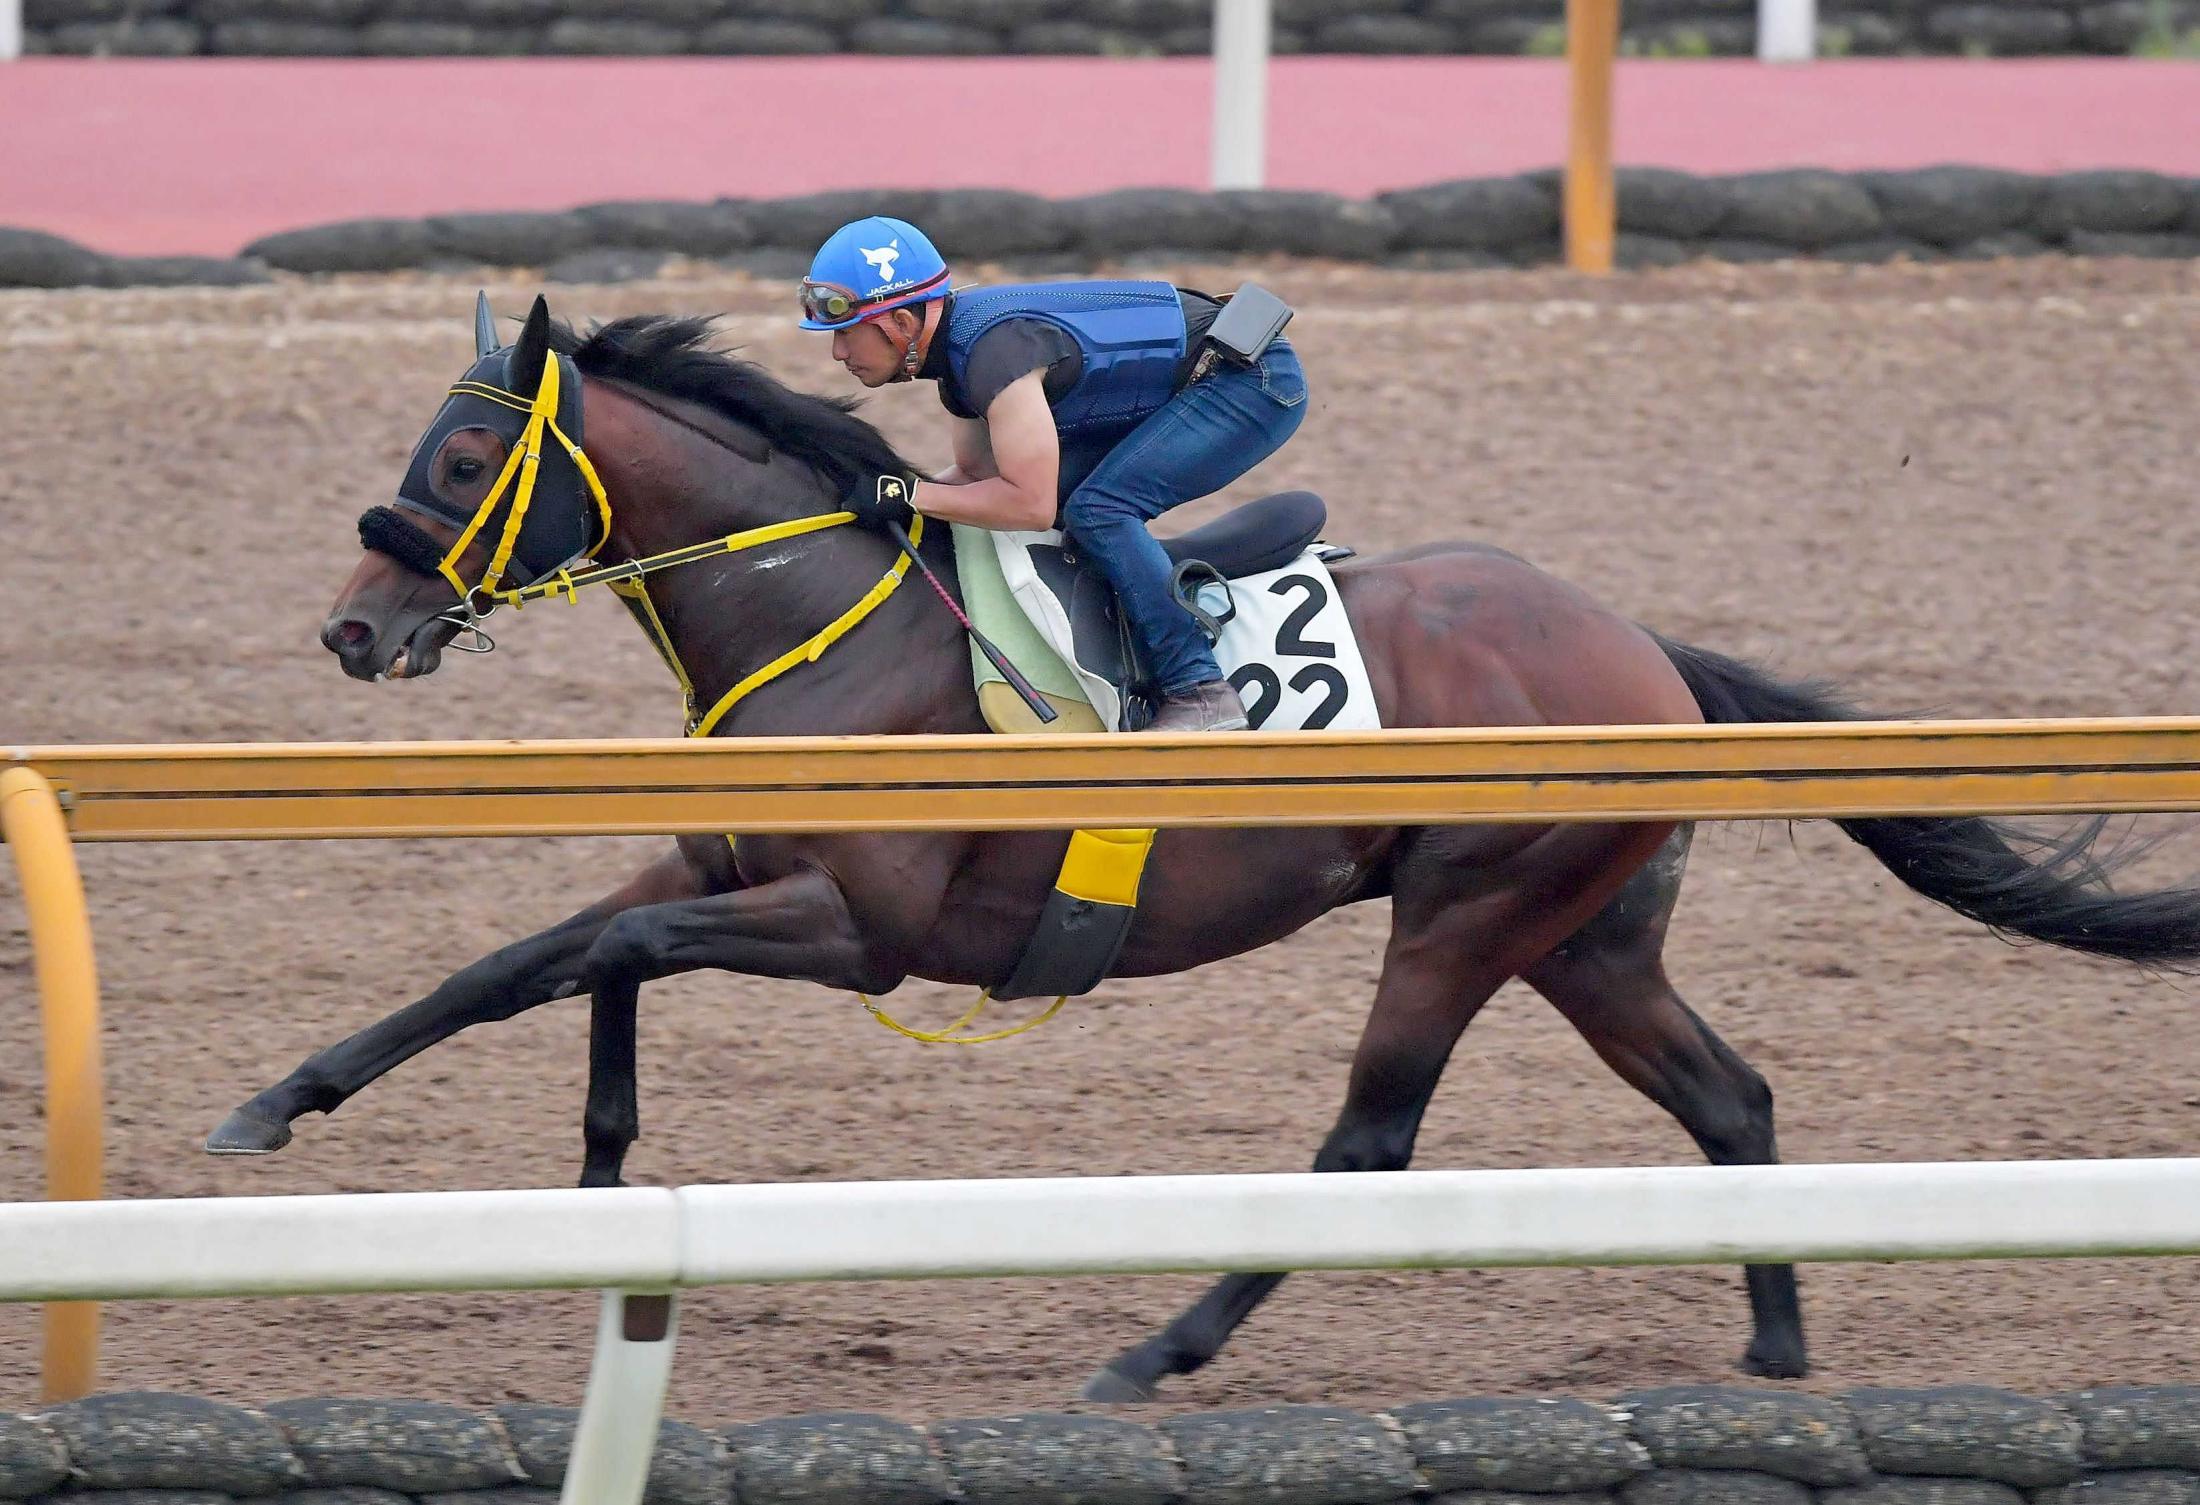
{"left": 941, "top": 281, "right": 1188, "bottom": 438}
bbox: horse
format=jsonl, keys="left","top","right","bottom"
{"left": 209, "top": 294, "right": 2200, "bottom": 1402}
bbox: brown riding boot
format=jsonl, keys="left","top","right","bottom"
{"left": 1144, "top": 679, "right": 1250, "bottom": 733}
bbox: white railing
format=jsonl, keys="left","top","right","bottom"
{"left": 1759, "top": 0, "right": 1819, "bottom": 61}
{"left": 1211, "top": 0, "right": 1271, "bottom": 189}
{"left": 7, "top": 1159, "right": 2200, "bottom": 1503}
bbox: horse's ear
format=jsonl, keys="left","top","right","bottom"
{"left": 507, "top": 294, "right": 552, "bottom": 394}
{"left": 473, "top": 290, "right": 498, "bottom": 357}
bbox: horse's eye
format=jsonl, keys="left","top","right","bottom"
{"left": 450, "top": 456, "right": 484, "bottom": 485}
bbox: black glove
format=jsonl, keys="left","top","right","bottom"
{"left": 844, "top": 471, "right": 917, "bottom": 534}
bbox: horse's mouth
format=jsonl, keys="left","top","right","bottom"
{"left": 327, "top": 617, "right": 446, "bottom": 682}
{"left": 384, "top": 617, "right": 459, "bottom": 681}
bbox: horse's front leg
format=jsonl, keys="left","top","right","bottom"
{"left": 205, "top": 846, "right": 710, "bottom": 1156}
{"left": 574, "top": 864, "right": 895, "bottom": 1188}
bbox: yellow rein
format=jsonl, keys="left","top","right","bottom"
{"left": 432, "top": 366, "right": 1064, "bottom": 1043}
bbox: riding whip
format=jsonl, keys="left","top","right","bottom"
{"left": 882, "top": 505, "right": 1059, "bottom": 725}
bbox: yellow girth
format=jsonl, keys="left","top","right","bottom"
{"left": 859, "top": 826, "right": 1156, "bottom": 1045}
{"left": 1056, "top": 827, "right": 1155, "bottom": 907}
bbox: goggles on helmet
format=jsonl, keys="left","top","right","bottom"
{"left": 799, "top": 269, "right": 949, "bottom": 329}
{"left": 799, "top": 278, "right": 867, "bottom": 326}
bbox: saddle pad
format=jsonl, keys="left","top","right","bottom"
{"left": 953, "top": 522, "right": 1380, "bottom": 733}
{"left": 949, "top": 522, "right": 1107, "bottom": 733}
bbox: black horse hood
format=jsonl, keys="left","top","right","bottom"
{"left": 393, "top": 317, "right": 595, "bottom": 590}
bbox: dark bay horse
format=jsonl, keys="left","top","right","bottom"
{"left": 210, "top": 296, "right": 2200, "bottom": 1401}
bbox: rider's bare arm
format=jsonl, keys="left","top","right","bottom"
{"left": 936, "top": 415, "right": 998, "bottom": 484}
{"left": 912, "top": 373, "right": 1058, "bottom": 531}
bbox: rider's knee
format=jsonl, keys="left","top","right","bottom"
{"left": 1059, "top": 485, "right": 1141, "bottom": 534}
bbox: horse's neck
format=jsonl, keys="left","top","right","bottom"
{"left": 592, "top": 388, "right": 980, "bottom": 739}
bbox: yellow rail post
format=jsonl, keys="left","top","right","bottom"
{"left": 1565, "top": 0, "right": 1621, "bottom": 274}
{"left": 1, "top": 767, "right": 104, "bottom": 1400}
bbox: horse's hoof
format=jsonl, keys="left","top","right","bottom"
{"left": 1742, "top": 1344, "right": 1809, "bottom": 1380}
{"left": 1080, "top": 1365, "right": 1159, "bottom": 1405}
{"left": 204, "top": 1106, "right": 293, "bottom": 1156}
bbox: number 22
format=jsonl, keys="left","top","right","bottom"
{"left": 1226, "top": 576, "right": 1346, "bottom": 729}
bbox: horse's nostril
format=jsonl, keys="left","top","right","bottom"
{"left": 324, "top": 619, "right": 373, "bottom": 653}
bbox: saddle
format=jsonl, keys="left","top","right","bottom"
{"left": 1017, "top": 490, "right": 1343, "bottom": 729}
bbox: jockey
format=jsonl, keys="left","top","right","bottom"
{"left": 799, "top": 215, "right": 1308, "bottom": 733}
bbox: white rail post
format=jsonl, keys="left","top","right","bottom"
{"left": 560, "top": 1290, "right": 679, "bottom": 1505}
{"left": 1758, "top": 0, "right": 1816, "bottom": 61}
{"left": 1, "top": 0, "right": 23, "bottom": 61}
{"left": 1210, "top": 0, "right": 1271, "bottom": 190}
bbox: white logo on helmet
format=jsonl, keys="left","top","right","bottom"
{"left": 860, "top": 239, "right": 901, "bottom": 289}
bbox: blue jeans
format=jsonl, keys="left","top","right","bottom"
{"left": 1057, "top": 342, "right": 1307, "bottom": 697}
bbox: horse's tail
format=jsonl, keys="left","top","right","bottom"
{"left": 1654, "top": 632, "right": 2200, "bottom": 972}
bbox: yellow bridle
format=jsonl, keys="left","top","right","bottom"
{"left": 434, "top": 354, "right": 612, "bottom": 607}
{"left": 428, "top": 361, "right": 919, "bottom": 738}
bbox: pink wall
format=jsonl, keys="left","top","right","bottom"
{"left": 4, "top": 56, "right": 2193, "bottom": 256}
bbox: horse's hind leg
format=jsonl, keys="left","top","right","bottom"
{"left": 1085, "top": 819, "right": 1676, "bottom": 1404}
{"left": 1083, "top": 923, "right": 1504, "bottom": 1403}
{"left": 1521, "top": 826, "right": 1808, "bottom": 1379}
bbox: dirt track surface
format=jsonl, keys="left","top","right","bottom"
{"left": 2, "top": 257, "right": 2199, "bottom": 1420}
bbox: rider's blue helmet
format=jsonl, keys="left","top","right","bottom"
{"left": 799, "top": 216, "right": 952, "bottom": 331}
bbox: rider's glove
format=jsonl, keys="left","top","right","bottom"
{"left": 844, "top": 471, "right": 918, "bottom": 534}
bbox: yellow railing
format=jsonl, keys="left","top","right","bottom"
{"left": 1, "top": 769, "right": 104, "bottom": 1401}
{"left": 13, "top": 716, "right": 2200, "bottom": 1398}
{"left": 18, "top": 719, "right": 2200, "bottom": 841}
{"left": 1566, "top": 0, "right": 1621, "bottom": 275}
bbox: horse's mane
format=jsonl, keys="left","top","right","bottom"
{"left": 548, "top": 314, "right": 915, "bottom": 488}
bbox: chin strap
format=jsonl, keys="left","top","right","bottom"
{"left": 893, "top": 303, "right": 935, "bottom": 381}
